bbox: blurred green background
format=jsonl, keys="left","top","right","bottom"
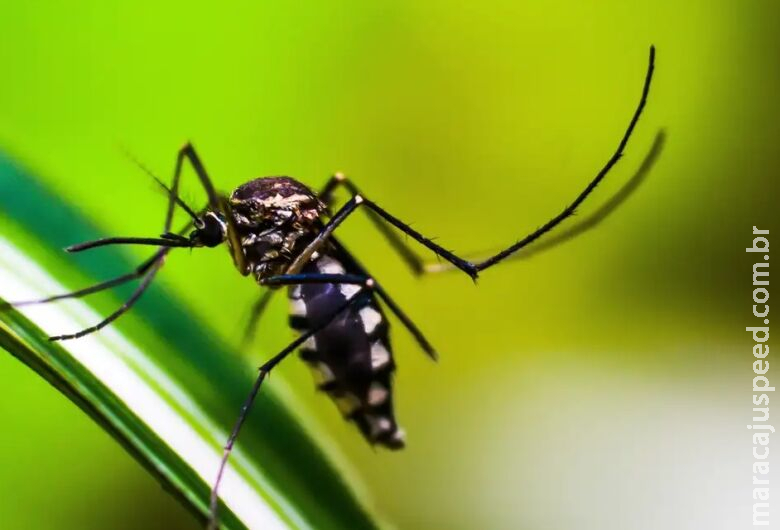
{"left": 0, "top": 1, "right": 776, "bottom": 529}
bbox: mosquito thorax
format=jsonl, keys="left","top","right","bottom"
{"left": 229, "top": 177, "right": 326, "bottom": 280}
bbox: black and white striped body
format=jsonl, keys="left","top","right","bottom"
{"left": 288, "top": 249, "right": 405, "bottom": 449}
{"left": 228, "top": 176, "right": 404, "bottom": 448}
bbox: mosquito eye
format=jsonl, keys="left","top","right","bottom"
{"left": 198, "top": 213, "right": 226, "bottom": 247}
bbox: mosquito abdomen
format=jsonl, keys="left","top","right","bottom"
{"left": 288, "top": 252, "right": 405, "bottom": 449}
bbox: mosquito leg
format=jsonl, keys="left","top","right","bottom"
{"left": 309, "top": 47, "right": 655, "bottom": 281}
{"left": 372, "top": 282, "right": 437, "bottom": 360}
{"left": 264, "top": 266, "right": 437, "bottom": 359}
{"left": 328, "top": 127, "right": 662, "bottom": 277}
{"left": 472, "top": 46, "right": 655, "bottom": 271}
{"left": 284, "top": 196, "right": 365, "bottom": 274}
{"left": 49, "top": 259, "right": 166, "bottom": 341}
{"left": 287, "top": 195, "right": 478, "bottom": 278}
{"left": 171, "top": 143, "right": 222, "bottom": 218}
{"left": 165, "top": 144, "right": 245, "bottom": 275}
{"left": 318, "top": 172, "right": 352, "bottom": 205}
{"left": 261, "top": 273, "right": 370, "bottom": 287}
{"left": 1, "top": 250, "right": 165, "bottom": 309}
{"left": 5, "top": 215, "right": 196, "bottom": 331}
{"left": 240, "top": 290, "right": 275, "bottom": 347}
{"left": 330, "top": 237, "right": 437, "bottom": 360}
{"left": 473, "top": 79, "right": 651, "bottom": 272}
{"left": 303, "top": 47, "right": 657, "bottom": 280}
{"left": 423, "top": 129, "right": 666, "bottom": 273}
{"left": 208, "top": 283, "right": 368, "bottom": 530}
{"left": 318, "top": 173, "right": 426, "bottom": 275}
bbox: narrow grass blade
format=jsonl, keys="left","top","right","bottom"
{"left": 0, "top": 153, "right": 380, "bottom": 530}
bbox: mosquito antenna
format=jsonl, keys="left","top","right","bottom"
{"left": 120, "top": 147, "right": 202, "bottom": 223}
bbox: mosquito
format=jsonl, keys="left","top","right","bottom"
{"left": 5, "top": 47, "right": 655, "bottom": 528}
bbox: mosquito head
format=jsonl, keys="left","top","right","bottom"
{"left": 189, "top": 211, "right": 227, "bottom": 248}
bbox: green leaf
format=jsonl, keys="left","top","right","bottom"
{"left": 0, "top": 153, "right": 381, "bottom": 530}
